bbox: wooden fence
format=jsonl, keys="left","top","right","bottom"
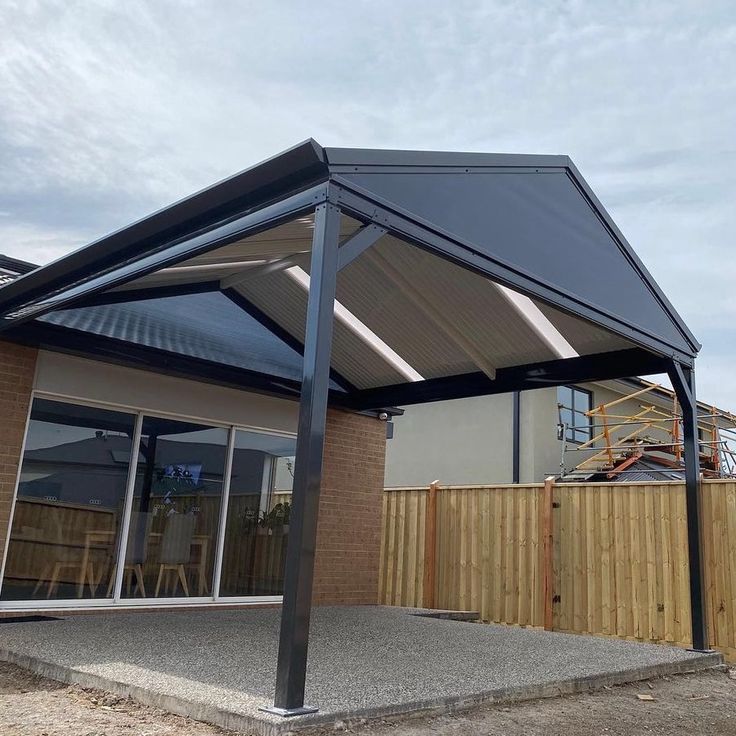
{"left": 379, "top": 479, "right": 736, "bottom": 660}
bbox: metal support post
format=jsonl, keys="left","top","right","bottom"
{"left": 512, "top": 391, "right": 521, "bottom": 483}
{"left": 668, "top": 361, "right": 709, "bottom": 651}
{"left": 261, "top": 202, "right": 341, "bottom": 716}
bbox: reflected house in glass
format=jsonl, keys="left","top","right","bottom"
{"left": 0, "top": 140, "right": 707, "bottom": 713}
{"left": 3, "top": 398, "right": 296, "bottom": 603}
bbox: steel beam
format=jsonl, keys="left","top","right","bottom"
{"left": 668, "top": 361, "right": 708, "bottom": 651}
{"left": 337, "top": 223, "right": 387, "bottom": 270}
{"left": 347, "top": 348, "right": 670, "bottom": 410}
{"left": 264, "top": 202, "right": 341, "bottom": 716}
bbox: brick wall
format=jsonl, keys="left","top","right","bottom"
{"left": 312, "top": 408, "right": 387, "bottom": 605}
{"left": 0, "top": 340, "right": 37, "bottom": 557}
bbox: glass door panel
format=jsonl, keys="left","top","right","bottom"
{"left": 120, "top": 416, "right": 228, "bottom": 599}
{"left": 0, "top": 398, "right": 137, "bottom": 601}
{"left": 219, "top": 430, "right": 295, "bottom": 597}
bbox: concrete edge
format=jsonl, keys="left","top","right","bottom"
{"left": 0, "top": 647, "right": 285, "bottom": 736}
{"left": 302, "top": 652, "right": 725, "bottom": 730}
{"left": 0, "top": 647, "right": 724, "bottom": 736}
{"left": 408, "top": 609, "right": 480, "bottom": 622}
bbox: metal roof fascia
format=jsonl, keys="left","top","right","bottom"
{"left": 0, "top": 182, "right": 329, "bottom": 331}
{"left": 329, "top": 177, "right": 696, "bottom": 365}
{"left": 0, "top": 139, "right": 328, "bottom": 316}
{"left": 324, "top": 146, "right": 571, "bottom": 170}
{"left": 0, "top": 254, "right": 37, "bottom": 275}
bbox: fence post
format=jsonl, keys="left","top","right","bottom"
{"left": 543, "top": 476, "right": 555, "bottom": 630}
{"left": 423, "top": 480, "right": 439, "bottom": 609}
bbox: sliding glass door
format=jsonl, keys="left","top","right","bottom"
{"left": 0, "top": 396, "right": 296, "bottom": 606}
{"left": 218, "top": 430, "right": 295, "bottom": 597}
{"left": 0, "top": 399, "right": 137, "bottom": 601}
{"left": 120, "top": 417, "right": 229, "bottom": 599}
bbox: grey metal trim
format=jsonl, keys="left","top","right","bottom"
{"left": 0, "top": 254, "right": 36, "bottom": 275}
{"left": 324, "top": 146, "right": 571, "bottom": 169}
{"left": 512, "top": 391, "right": 521, "bottom": 483}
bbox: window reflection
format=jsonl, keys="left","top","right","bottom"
{"left": 219, "top": 431, "right": 296, "bottom": 597}
{"left": 0, "top": 399, "right": 136, "bottom": 601}
{"left": 120, "top": 417, "right": 228, "bottom": 599}
{"left": 0, "top": 397, "right": 297, "bottom": 604}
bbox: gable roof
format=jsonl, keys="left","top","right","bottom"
{"left": 0, "top": 140, "right": 698, "bottom": 408}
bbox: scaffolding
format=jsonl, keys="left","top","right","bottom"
{"left": 558, "top": 381, "right": 736, "bottom": 480}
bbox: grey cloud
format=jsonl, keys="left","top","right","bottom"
{"left": 1, "top": 0, "right": 735, "bottom": 406}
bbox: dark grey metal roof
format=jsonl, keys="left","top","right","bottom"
{"left": 40, "top": 292, "right": 307, "bottom": 384}
{"left": 0, "top": 254, "right": 36, "bottom": 276}
{"left": 0, "top": 140, "right": 699, "bottom": 406}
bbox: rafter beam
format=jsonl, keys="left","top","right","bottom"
{"left": 221, "top": 287, "right": 358, "bottom": 393}
{"left": 72, "top": 280, "right": 221, "bottom": 309}
{"left": 285, "top": 267, "right": 423, "bottom": 383}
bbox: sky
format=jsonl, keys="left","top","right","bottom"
{"left": 1, "top": 1, "right": 735, "bottom": 407}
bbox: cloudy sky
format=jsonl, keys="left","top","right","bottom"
{"left": 1, "top": 1, "right": 735, "bottom": 406}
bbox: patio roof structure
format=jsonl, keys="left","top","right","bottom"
{"left": 0, "top": 139, "right": 708, "bottom": 714}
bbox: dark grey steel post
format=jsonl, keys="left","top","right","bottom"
{"left": 262, "top": 202, "right": 341, "bottom": 716}
{"left": 512, "top": 391, "right": 521, "bottom": 483}
{"left": 668, "top": 362, "right": 708, "bottom": 651}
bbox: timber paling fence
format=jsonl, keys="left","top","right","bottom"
{"left": 378, "top": 479, "right": 736, "bottom": 661}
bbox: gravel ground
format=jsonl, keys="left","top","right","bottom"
{"left": 0, "top": 607, "right": 715, "bottom": 726}
{"left": 1, "top": 661, "right": 735, "bottom": 736}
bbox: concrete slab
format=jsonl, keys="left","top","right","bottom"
{"left": 0, "top": 606, "right": 722, "bottom": 735}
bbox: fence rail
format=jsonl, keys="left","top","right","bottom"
{"left": 379, "top": 479, "right": 736, "bottom": 660}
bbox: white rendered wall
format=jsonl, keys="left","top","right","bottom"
{"left": 33, "top": 351, "right": 299, "bottom": 434}
{"left": 384, "top": 393, "right": 515, "bottom": 486}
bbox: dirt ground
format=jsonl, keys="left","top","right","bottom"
{"left": 1, "top": 661, "right": 735, "bottom": 736}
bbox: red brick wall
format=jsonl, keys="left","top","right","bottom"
{"left": 0, "top": 341, "right": 37, "bottom": 558}
{"left": 312, "top": 408, "right": 387, "bottom": 605}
